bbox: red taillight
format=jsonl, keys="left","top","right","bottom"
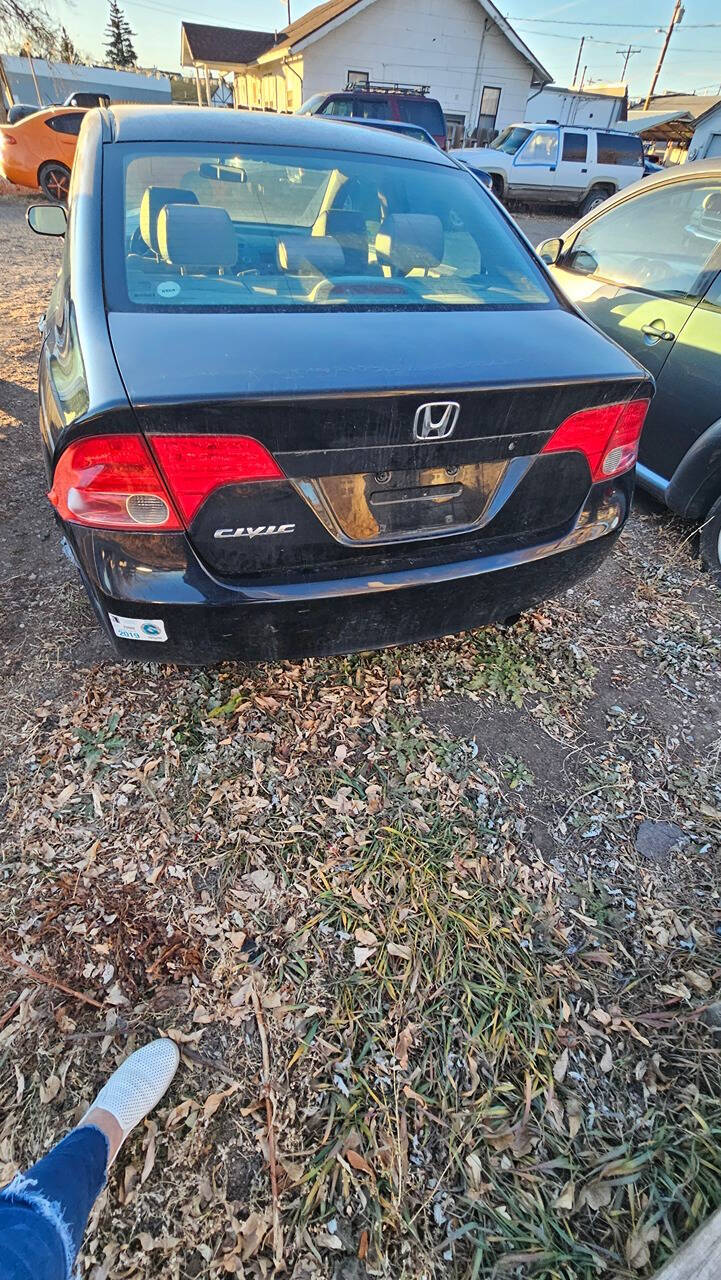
{"left": 1, "top": 134, "right": 17, "bottom": 146}
{"left": 48, "top": 435, "right": 182, "bottom": 530}
{"left": 150, "top": 435, "right": 284, "bottom": 524}
{"left": 542, "top": 399, "right": 650, "bottom": 482}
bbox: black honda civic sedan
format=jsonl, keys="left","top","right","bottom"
{"left": 29, "top": 106, "right": 652, "bottom": 663}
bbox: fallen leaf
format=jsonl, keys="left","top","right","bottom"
{"left": 387, "top": 941, "right": 411, "bottom": 960}
{"left": 395, "top": 1023, "right": 414, "bottom": 1070}
{"left": 353, "top": 946, "right": 376, "bottom": 968}
{"left": 345, "top": 1148, "right": 374, "bottom": 1176}
{"left": 358, "top": 1230, "right": 369, "bottom": 1260}
{"left": 580, "top": 1181, "right": 612, "bottom": 1211}
{"left": 242, "top": 868, "right": 275, "bottom": 895}
{"left": 553, "top": 1048, "right": 569, "bottom": 1084}
{"left": 203, "top": 1083, "right": 238, "bottom": 1120}
{"left": 554, "top": 1181, "right": 575, "bottom": 1211}
{"left": 40, "top": 1074, "right": 60, "bottom": 1104}
{"left": 566, "top": 1096, "right": 582, "bottom": 1140}
{"left": 238, "top": 1210, "right": 272, "bottom": 1261}
{"left": 684, "top": 969, "right": 712, "bottom": 995}
{"left": 141, "top": 1130, "right": 156, "bottom": 1184}
{"left": 626, "top": 1222, "right": 659, "bottom": 1270}
{"left": 316, "top": 1232, "right": 344, "bottom": 1251}
{"left": 600, "top": 1044, "right": 613, "bottom": 1073}
{"left": 165, "top": 1099, "right": 199, "bottom": 1129}
{"left": 350, "top": 885, "right": 372, "bottom": 910}
{"left": 354, "top": 928, "right": 378, "bottom": 947}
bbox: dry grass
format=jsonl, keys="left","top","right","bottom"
{"left": 1, "top": 193, "right": 721, "bottom": 1280}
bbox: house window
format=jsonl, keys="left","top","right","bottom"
{"left": 347, "top": 69, "right": 369, "bottom": 88}
{"left": 477, "top": 86, "right": 501, "bottom": 142}
{"left": 445, "top": 112, "right": 465, "bottom": 148}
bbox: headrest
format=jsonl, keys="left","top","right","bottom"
{"left": 277, "top": 235, "right": 345, "bottom": 276}
{"left": 375, "top": 214, "right": 444, "bottom": 273}
{"left": 157, "top": 204, "right": 237, "bottom": 270}
{"left": 313, "top": 209, "right": 368, "bottom": 253}
{"left": 702, "top": 192, "right": 721, "bottom": 215}
{"left": 140, "top": 186, "right": 198, "bottom": 254}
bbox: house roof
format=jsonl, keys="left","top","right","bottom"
{"left": 259, "top": 0, "right": 550, "bottom": 82}
{"left": 181, "top": 21, "right": 276, "bottom": 68}
{"left": 617, "top": 109, "right": 695, "bottom": 143}
{"left": 182, "top": 0, "right": 550, "bottom": 84}
{"left": 272, "top": 0, "right": 365, "bottom": 54}
{"left": 644, "top": 93, "right": 721, "bottom": 123}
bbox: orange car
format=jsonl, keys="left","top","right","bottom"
{"left": 0, "top": 105, "right": 88, "bottom": 201}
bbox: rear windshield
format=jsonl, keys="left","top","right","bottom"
{"left": 104, "top": 142, "right": 555, "bottom": 313}
{"left": 396, "top": 98, "right": 445, "bottom": 135}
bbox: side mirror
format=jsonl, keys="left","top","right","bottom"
{"left": 537, "top": 237, "right": 562, "bottom": 265}
{"left": 27, "top": 204, "right": 67, "bottom": 236}
{"left": 567, "top": 249, "right": 598, "bottom": 276}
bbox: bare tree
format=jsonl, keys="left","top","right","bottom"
{"left": 0, "top": 1, "right": 55, "bottom": 49}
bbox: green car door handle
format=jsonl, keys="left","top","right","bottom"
{"left": 641, "top": 322, "right": 675, "bottom": 342}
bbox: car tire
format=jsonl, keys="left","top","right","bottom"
{"left": 38, "top": 162, "right": 71, "bottom": 204}
{"left": 579, "top": 186, "right": 611, "bottom": 216}
{"left": 699, "top": 494, "right": 721, "bottom": 584}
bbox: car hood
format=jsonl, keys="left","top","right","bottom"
{"left": 453, "top": 147, "right": 507, "bottom": 167}
{"left": 108, "top": 308, "right": 648, "bottom": 419}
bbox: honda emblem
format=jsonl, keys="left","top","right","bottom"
{"left": 413, "top": 401, "right": 460, "bottom": 441}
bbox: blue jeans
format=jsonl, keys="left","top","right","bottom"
{"left": 0, "top": 1126, "right": 108, "bottom": 1280}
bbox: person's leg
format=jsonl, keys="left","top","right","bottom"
{"left": 0, "top": 1038, "right": 179, "bottom": 1280}
{"left": 0, "top": 1125, "right": 108, "bottom": 1280}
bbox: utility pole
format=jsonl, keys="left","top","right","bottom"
{"left": 644, "top": 0, "right": 684, "bottom": 110}
{"left": 617, "top": 44, "right": 641, "bottom": 81}
{"left": 572, "top": 36, "right": 585, "bottom": 87}
{"left": 579, "top": 64, "right": 587, "bottom": 90}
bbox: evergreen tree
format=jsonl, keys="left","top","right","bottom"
{"left": 59, "top": 26, "right": 79, "bottom": 64}
{"left": 104, "top": 0, "right": 136, "bottom": 68}
{"left": 120, "top": 9, "right": 137, "bottom": 66}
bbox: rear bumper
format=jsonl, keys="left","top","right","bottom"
{"left": 65, "top": 487, "right": 627, "bottom": 663}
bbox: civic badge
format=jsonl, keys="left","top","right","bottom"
{"left": 413, "top": 401, "right": 460, "bottom": 441}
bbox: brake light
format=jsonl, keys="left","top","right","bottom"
{"left": 1, "top": 134, "right": 17, "bottom": 145}
{"left": 48, "top": 435, "right": 182, "bottom": 530}
{"left": 542, "top": 399, "right": 650, "bottom": 482}
{"left": 150, "top": 435, "right": 284, "bottom": 523}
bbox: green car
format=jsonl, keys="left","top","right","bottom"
{"left": 538, "top": 159, "right": 721, "bottom": 580}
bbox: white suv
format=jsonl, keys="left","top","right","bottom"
{"left": 453, "top": 124, "right": 644, "bottom": 213}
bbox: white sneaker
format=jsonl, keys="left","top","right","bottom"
{"left": 81, "top": 1038, "right": 180, "bottom": 1160}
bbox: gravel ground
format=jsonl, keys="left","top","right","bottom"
{"left": 2, "top": 192, "right": 721, "bottom": 1280}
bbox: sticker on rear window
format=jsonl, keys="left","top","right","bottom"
{"left": 108, "top": 613, "right": 168, "bottom": 642}
{"left": 156, "top": 280, "right": 181, "bottom": 299}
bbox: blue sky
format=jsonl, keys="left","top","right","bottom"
{"left": 50, "top": 0, "right": 721, "bottom": 98}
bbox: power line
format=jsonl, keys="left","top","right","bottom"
{"left": 507, "top": 16, "right": 721, "bottom": 29}
{"left": 513, "top": 26, "right": 721, "bottom": 53}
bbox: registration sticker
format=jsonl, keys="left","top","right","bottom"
{"left": 109, "top": 614, "right": 168, "bottom": 643}
{"left": 156, "top": 280, "right": 181, "bottom": 299}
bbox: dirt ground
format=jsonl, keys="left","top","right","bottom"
{"left": 1, "top": 194, "right": 721, "bottom": 1280}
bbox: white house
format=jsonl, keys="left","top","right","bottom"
{"left": 684, "top": 99, "right": 721, "bottom": 161}
{"left": 181, "top": 0, "right": 550, "bottom": 143}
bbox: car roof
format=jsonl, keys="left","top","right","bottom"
{"left": 510, "top": 121, "right": 640, "bottom": 135}
{"left": 103, "top": 105, "right": 454, "bottom": 165}
{"left": 562, "top": 156, "right": 721, "bottom": 237}
{"left": 11, "top": 104, "right": 86, "bottom": 124}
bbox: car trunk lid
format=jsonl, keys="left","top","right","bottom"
{"left": 107, "top": 308, "right": 651, "bottom": 579}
